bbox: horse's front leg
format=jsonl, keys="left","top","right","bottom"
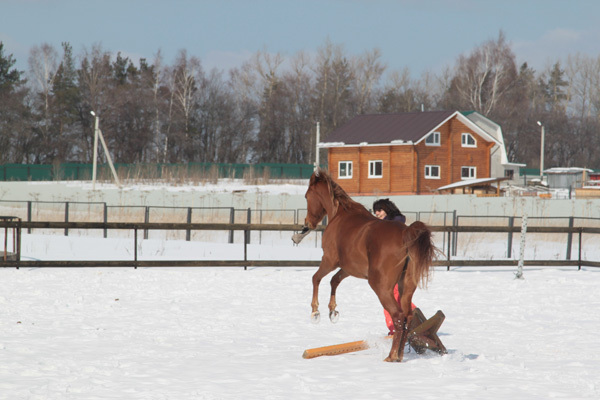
{"left": 311, "top": 257, "right": 337, "bottom": 323}
{"left": 328, "top": 269, "right": 348, "bottom": 323}
{"left": 310, "top": 272, "right": 323, "bottom": 323}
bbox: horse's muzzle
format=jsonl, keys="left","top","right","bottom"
{"left": 291, "top": 225, "right": 311, "bottom": 245}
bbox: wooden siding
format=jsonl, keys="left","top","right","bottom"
{"left": 329, "top": 148, "right": 360, "bottom": 193}
{"left": 359, "top": 147, "right": 390, "bottom": 194}
{"left": 448, "top": 118, "right": 493, "bottom": 182}
{"left": 390, "top": 146, "right": 415, "bottom": 193}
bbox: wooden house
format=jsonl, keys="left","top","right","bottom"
{"left": 319, "top": 111, "right": 504, "bottom": 195}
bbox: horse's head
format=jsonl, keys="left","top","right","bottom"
{"left": 304, "top": 186, "right": 326, "bottom": 230}
{"left": 303, "top": 169, "right": 334, "bottom": 230}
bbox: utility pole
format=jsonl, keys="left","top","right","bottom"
{"left": 315, "top": 121, "right": 320, "bottom": 171}
{"left": 91, "top": 111, "right": 99, "bottom": 190}
{"left": 90, "top": 111, "right": 121, "bottom": 189}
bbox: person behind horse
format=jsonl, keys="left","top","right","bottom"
{"left": 373, "top": 198, "right": 406, "bottom": 223}
{"left": 373, "top": 198, "right": 414, "bottom": 335}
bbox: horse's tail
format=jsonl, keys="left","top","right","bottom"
{"left": 403, "top": 221, "right": 437, "bottom": 288}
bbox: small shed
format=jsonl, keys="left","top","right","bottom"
{"left": 544, "top": 168, "right": 592, "bottom": 189}
{"left": 435, "top": 177, "right": 509, "bottom": 195}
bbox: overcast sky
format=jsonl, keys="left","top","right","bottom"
{"left": 2, "top": 0, "right": 600, "bottom": 78}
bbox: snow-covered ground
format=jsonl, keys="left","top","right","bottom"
{"left": 2, "top": 232, "right": 600, "bottom": 399}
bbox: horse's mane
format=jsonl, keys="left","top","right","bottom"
{"left": 310, "top": 169, "right": 369, "bottom": 214}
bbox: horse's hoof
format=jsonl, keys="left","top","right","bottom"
{"left": 384, "top": 356, "right": 401, "bottom": 363}
{"left": 329, "top": 310, "right": 339, "bottom": 323}
{"left": 311, "top": 311, "right": 321, "bottom": 324}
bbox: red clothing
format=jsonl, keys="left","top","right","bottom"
{"left": 384, "top": 284, "right": 416, "bottom": 334}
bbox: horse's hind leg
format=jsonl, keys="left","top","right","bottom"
{"left": 381, "top": 298, "right": 404, "bottom": 362}
{"left": 369, "top": 279, "right": 404, "bottom": 362}
{"left": 328, "top": 269, "right": 348, "bottom": 323}
{"left": 393, "top": 282, "right": 417, "bottom": 362}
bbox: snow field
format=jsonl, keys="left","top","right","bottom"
{"left": 1, "top": 233, "right": 600, "bottom": 399}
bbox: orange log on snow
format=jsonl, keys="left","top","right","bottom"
{"left": 302, "top": 336, "right": 393, "bottom": 359}
{"left": 302, "top": 340, "right": 371, "bottom": 359}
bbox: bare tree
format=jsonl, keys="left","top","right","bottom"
{"left": 563, "top": 54, "right": 600, "bottom": 167}
{"left": 227, "top": 61, "right": 259, "bottom": 162}
{"left": 0, "top": 42, "right": 30, "bottom": 163}
{"left": 313, "top": 40, "right": 354, "bottom": 139}
{"left": 282, "top": 51, "right": 315, "bottom": 163}
{"left": 351, "top": 48, "right": 386, "bottom": 114}
{"left": 149, "top": 50, "right": 165, "bottom": 161}
{"left": 250, "top": 50, "right": 288, "bottom": 162}
{"left": 164, "top": 50, "right": 203, "bottom": 161}
{"left": 447, "top": 31, "right": 518, "bottom": 115}
{"left": 378, "top": 67, "right": 435, "bottom": 112}
{"left": 565, "top": 54, "right": 600, "bottom": 119}
{"left": 26, "top": 43, "right": 60, "bottom": 162}
{"left": 28, "top": 43, "right": 59, "bottom": 123}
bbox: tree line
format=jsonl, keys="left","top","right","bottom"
{"left": 1, "top": 32, "right": 599, "bottom": 170}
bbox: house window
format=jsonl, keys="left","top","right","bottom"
{"left": 368, "top": 160, "right": 383, "bottom": 178}
{"left": 504, "top": 169, "right": 514, "bottom": 179}
{"left": 338, "top": 161, "right": 353, "bottom": 179}
{"left": 425, "top": 132, "right": 441, "bottom": 146}
{"left": 461, "top": 133, "right": 476, "bottom": 147}
{"left": 461, "top": 166, "right": 476, "bottom": 179}
{"left": 425, "top": 165, "right": 440, "bottom": 179}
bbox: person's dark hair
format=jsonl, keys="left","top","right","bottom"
{"left": 372, "top": 198, "right": 404, "bottom": 220}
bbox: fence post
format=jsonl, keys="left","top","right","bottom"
{"left": 246, "top": 208, "right": 251, "bottom": 245}
{"left": 3, "top": 224, "right": 6, "bottom": 262}
{"left": 144, "top": 206, "right": 149, "bottom": 240}
{"left": 440, "top": 212, "right": 446, "bottom": 254}
{"left": 566, "top": 216, "right": 574, "bottom": 260}
{"left": 259, "top": 209, "right": 263, "bottom": 245}
{"left": 229, "top": 208, "right": 235, "bottom": 244}
{"left": 16, "top": 218, "right": 21, "bottom": 265}
{"left": 103, "top": 203, "right": 108, "bottom": 238}
{"left": 64, "top": 202, "right": 69, "bottom": 236}
{"left": 27, "top": 201, "right": 32, "bottom": 234}
{"left": 186, "top": 207, "right": 192, "bottom": 241}
{"left": 507, "top": 216, "right": 514, "bottom": 258}
{"left": 452, "top": 211, "right": 458, "bottom": 257}
{"left": 446, "top": 225, "right": 452, "bottom": 271}
{"left": 578, "top": 229, "right": 582, "bottom": 270}
{"left": 134, "top": 228, "right": 138, "bottom": 269}
{"left": 244, "top": 231, "right": 248, "bottom": 271}
{"left": 516, "top": 216, "right": 527, "bottom": 280}
{"left": 243, "top": 208, "right": 251, "bottom": 270}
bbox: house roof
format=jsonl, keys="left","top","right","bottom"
{"left": 544, "top": 167, "right": 592, "bottom": 174}
{"left": 320, "top": 110, "right": 500, "bottom": 147}
{"left": 321, "top": 111, "right": 454, "bottom": 145}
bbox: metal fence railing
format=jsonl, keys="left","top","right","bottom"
{"left": 3, "top": 196, "right": 600, "bottom": 267}
{"left": 1, "top": 220, "right": 599, "bottom": 270}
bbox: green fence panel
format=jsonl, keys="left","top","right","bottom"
{"left": 0, "top": 162, "right": 316, "bottom": 181}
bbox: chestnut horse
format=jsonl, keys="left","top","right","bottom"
{"left": 301, "top": 170, "right": 438, "bottom": 362}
